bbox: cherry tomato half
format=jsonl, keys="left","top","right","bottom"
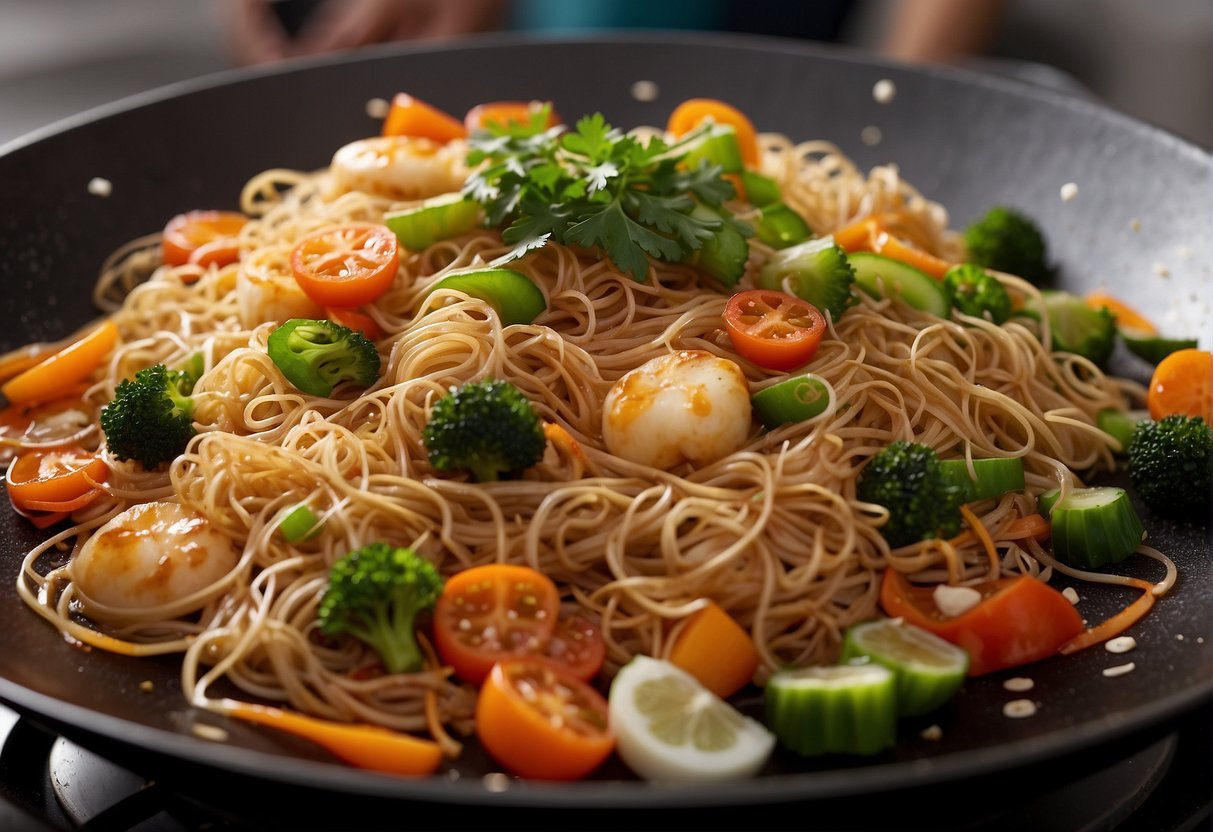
{"left": 290, "top": 224, "right": 400, "bottom": 308}
{"left": 162, "top": 210, "right": 248, "bottom": 268}
{"left": 1147, "top": 348, "right": 1212, "bottom": 423}
{"left": 476, "top": 659, "right": 615, "bottom": 781}
{"left": 879, "top": 569, "right": 1084, "bottom": 676}
{"left": 464, "top": 100, "right": 561, "bottom": 133}
{"left": 432, "top": 563, "right": 560, "bottom": 686}
{"left": 536, "top": 614, "right": 606, "bottom": 682}
{"left": 724, "top": 289, "right": 826, "bottom": 372}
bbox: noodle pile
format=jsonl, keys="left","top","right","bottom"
{"left": 16, "top": 127, "right": 1149, "bottom": 742}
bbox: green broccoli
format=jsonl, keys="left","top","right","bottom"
{"left": 1127, "top": 415, "right": 1212, "bottom": 521}
{"left": 758, "top": 237, "right": 856, "bottom": 321}
{"left": 856, "top": 441, "right": 964, "bottom": 547}
{"left": 266, "top": 318, "right": 380, "bottom": 398}
{"left": 1042, "top": 291, "right": 1117, "bottom": 366}
{"left": 423, "top": 378, "right": 546, "bottom": 482}
{"left": 317, "top": 543, "right": 443, "bottom": 675}
{"left": 943, "top": 263, "right": 1012, "bottom": 324}
{"left": 964, "top": 206, "right": 1050, "bottom": 284}
{"left": 99, "top": 363, "right": 196, "bottom": 469}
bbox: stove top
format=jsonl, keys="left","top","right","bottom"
{"left": 0, "top": 701, "right": 1209, "bottom": 831}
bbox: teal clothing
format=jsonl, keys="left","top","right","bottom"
{"left": 509, "top": 0, "right": 729, "bottom": 32}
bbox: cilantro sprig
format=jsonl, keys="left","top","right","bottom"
{"left": 464, "top": 108, "right": 749, "bottom": 281}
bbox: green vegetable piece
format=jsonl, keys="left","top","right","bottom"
{"left": 1096, "top": 408, "right": 1149, "bottom": 454}
{"left": 177, "top": 352, "right": 206, "bottom": 394}
{"left": 384, "top": 193, "right": 481, "bottom": 251}
{"left": 689, "top": 204, "right": 750, "bottom": 287}
{"left": 849, "top": 251, "right": 951, "bottom": 319}
{"left": 1038, "top": 486, "right": 1146, "bottom": 568}
{"left": 740, "top": 171, "right": 782, "bottom": 208}
{"left": 682, "top": 124, "right": 744, "bottom": 174}
{"left": 840, "top": 620, "right": 968, "bottom": 716}
{"left": 937, "top": 457, "right": 1026, "bottom": 503}
{"left": 758, "top": 236, "right": 856, "bottom": 321}
{"left": 751, "top": 374, "right": 831, "bottom": 429}
{"left": 99, "top": 363, "right": 196, "bottom": 470}
{"left": 764, "top": 664, "right": 897, "bottom": 756}
{"left": 857, "top": 441, "right": 964, "bottom": 547}
{"left": 317, "top": 542, "right": 443, "bottom": 675}
{"left": 942, "top": 263, "right": 1012, "bottom": 325}
{"left": 1042, "top": 291, "right": 1116, "bottom": 366}
{"left": 278, "top": 504, "right": 323, "bottom": 543}
{"left": 964, "top": 206, "right": 1049, "bottom": 284}
{"left": 267, "top": 319, "right": 380, "bottom": 398}
{"left": 1119, "top": 331, "right": 1200, "bottom": 366}
{"left": 1127, "top": 414, "right": 1212, "bottom": 521}
{"left": 755, "top": 203, "right": 811, "bottom": 250}
{"left": 422, "top": 378, "right": 546, "bottom": 483}
{"left": 430, "top": 268, "right": 547, "bottom": 326}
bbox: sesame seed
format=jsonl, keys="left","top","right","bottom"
{"left": 872, "top": 79, "right": 896, "bottom": 105}
{"left": 920, "top": 724, "right": 943, "bottom": 741}
{"left": 483, "top": 772, "right": 511, "bottom": 792}
{"left": 1003, "top": 677, "right": 1034, "bottom": 692}
{"left": 191, "top": 723, "right": 230, "bottom": 742}
{"left": 1060, "top": 182, "right": 1079, "bottom": 202}
{"left": 138, "top": 680, "right": 155, "bottom": 693}
{"left": 1062, "top": 587, "right": 1080, "bottom": 605}
{"left": 1176, "top": 633, "right": 1185, "bottom": 641}
{"left": 861, "top": 125, "right": 882, "bottom": 146}
{"left": 1003, "top": 699, "right": 1037, "bottom": 718}
{"left": 1103, "top": 662, "right": 1136, "bottom": 678}
{"left": 1153, "top": 262, "right": 1171, "bottom": 278}
{"left": 1129, "top": 218, "right": 1141, "bottom": 232}
{"left": 1106, "top": 636, "right": 1137, "bottom": 654}
{"left": 87, "top": 177, "right": 112, "bottom": 197}
{"left": 631, "top": 80, "right": 659, "bottom": 102}
{"left": 365, "top": 97, "right": 390, "bottom": 119}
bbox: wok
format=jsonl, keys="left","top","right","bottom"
{"left": 0, "top": 33, "right": 1209, "bottom": 815}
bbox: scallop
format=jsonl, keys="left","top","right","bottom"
{"left": 236, "top": 247, "right": 324, "bottom": 327}
{"left": 70, "top": 501, "right": 238, "bottom": 613}
{"left": 602, "top": 350, "right": 752, "bottom": 469}
{"left": 330, "top": 135, "right": 467, "bottom": 201}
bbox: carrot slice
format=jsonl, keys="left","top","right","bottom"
{"left": 1, "top": 321, "right": 118, "bottom": 406}
{"left": 225, "top": 700, "right": 444, "bottom": 776}
{"left": 1058, "top": 578, "right": 1156, "bottom": 655}
{"left": 832, "top": 214, "right": 951, "bottom": 278}
{"left": 381, "top": 93, "right": 467, "bottom": 143}
{"left": 667, "top": 601, "right": 760, "bottom": 698}
{"left": 1084, "top": 290, "right": 1157, "bottom": 336}
{"left": 1003, "top": 513, "right": 1051, "bottom": 542}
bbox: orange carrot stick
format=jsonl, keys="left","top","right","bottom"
{"left": 1, "top": 321, "right": 118, "bottom": 406}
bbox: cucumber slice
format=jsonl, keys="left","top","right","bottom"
{"left": 740, "top": 171, "right": 782, "bottom": 208}
{"left": 751, "top": 373, "right": 831, "bottom": 429}
{"left": 683, "top": 125, "right": 744, "bottom": 174}
{"left": 278, "top": 504, "right": 323, "bottom": 542}
{"left": 690, "top": 204, "right": 749, "bottom": 287}
{"left": 1038, "top": 486, "right": 1145, "bottom": 568}
{"left": 938, "top": 457, "right": 1026, "bottom": 502}
{"left": 429, "top": 269, "right": 547, "bottom": 326}
{"left": 1120, "top": 329, "right": 1199, "bottom": 365}
{"left": 1097, "top": 408, "right": 1150, "bottom": 453}
{"left": 765, "top": 664, "right": 896, "bottom": 756}
{"left": 384, "top": 193, "right": 481, "bottom": 251}
{"left": 849, "top": 251, "right": 951, "bottom": 318}
{"left": 755, "top": 203, "right": 811, "bottom": 250}
{"left": 839, "top": 620, "right": 968, "bottom": 716}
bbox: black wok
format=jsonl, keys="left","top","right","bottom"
{"left": 0, "top": 33, "right": 1209, "bottom": 816}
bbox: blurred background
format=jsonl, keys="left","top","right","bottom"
{"left": 0, "top": 0, "right": 1210, "bottom": 148}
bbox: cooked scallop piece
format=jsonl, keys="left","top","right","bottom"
{"left": 235, "top": 247, "right": 324, "bottom": 327}
{"left": 602, "top": 350, "right": 752, "bottom": 469}
{"left": 330, "top": 135, "right": 467, "bottom": 202}
{"left": 70, "top": 501, "right": 239, "bottom": 613}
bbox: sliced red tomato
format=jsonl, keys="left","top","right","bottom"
{"left": 380, "top": 93, "right": 467, "bottom": 143}
{"left": 476, "top": 659, "right": 614, "bottom": 781}
{"left": 162, "top": 210, "right": 248, "bottom": 268}
{"left": 667, "top": 98, "right": 760, "bottom": 167}
{"left": 464, "top": 100, "right": 561, "bottom": 133}
{"left": 432, "top": 563, "right": 560, "bottom": 686}
{"left": 724, "top": 289, "right": 826, "bottom": 371}
{"left": 6, "top": 445, "right": 108, "bottom": 518}
{"left": 879, "top": 569, "right": 1084, "bottom": 676}
{"left": 325, "top": 306, "right": 384, "bottom": 341}
{"left": 534, "top": 614, "right": 606, "bottom": 682}
{"left": 290, "top": 224, "right": 400, "bottom": 308}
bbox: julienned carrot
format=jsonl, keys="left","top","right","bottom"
{"left": 1, "top": 321, "right": 118, "bottom": 406}
{"left": 873, "top": 233, "right": 952, "bottom": 279}
{"left": 1003, "top": 513, "right": 1051, "bottom": 542}
{"left": 225, "top": 700, "right": 444, "bottom": 777}
{"left": 832, "top": 214, "right": 952, "bottom": 278}
{"left": 667, "top": 601, "right": 760, "bottom": 698}
{"left": 381, "top": 93, "right": 467, "bottom": 143}
{"left": 1058, "top": 578, "right": 1155, "bottom": 654}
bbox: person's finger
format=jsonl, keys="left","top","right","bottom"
{"left": 215, "top": 0, "right": 290, "bottom": 66}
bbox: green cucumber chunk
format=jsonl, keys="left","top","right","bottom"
{"left": 849, "top": 251, "right": 951, "bottom": 318}
{"left": 1120, "top": 330, "right": 1199, "bottom": 365}
{"left": 839, "top": 620, "right": 968, "bottom": 716}
{"left": 764, "top": 664, "right": 896, "bottom": 756}
{"left": 938, "top": 457, "right": 1026, "bottom": 502}
{"left": 690, "top": 204, "right": 749, "bottom": 287}
{"left": 1097, "top": 408, "right": 1150, "bottom": 453}
{"left": 384, "top": 193, "right": 481, "bottom": 251}
{"left": 755, "top": 203, "right": 811, "bottom": 250}
{"left": 683, "top": 125, "right": 744, "bottom": 174}
{"left": 751, "top": 374, "right": 831, "bottom": 429}
{"left": 429, "top": 268, "right": 546, "bottom": 326}
{"left": 757, "top": 236, "right": 855, "bottom": 322}
{"left": 278, "top": 504, "right": 323, "bottom": 542}
{"left": 1038, "top": 486, "right": 1145, "bottom": 568}
{"left": 740, "top": 171, "right": 782, "bottom": 207}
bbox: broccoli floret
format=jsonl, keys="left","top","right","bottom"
{"left": 99, "top": 363, "right": 196, "bottom": 469}
{"left": 423, "top": 378, "right": 546, "bottom": 482}
{"left": 943, "top": 263, "right": 1012, "bottom": 324}
{"left": 857, "top": 441, "right": 964, "bottom": 547}
{"left": 1127, "top": 415, "right": 1212, "bottom": 521}
{"left": 317, "top": 543, "right": 443, "bottom": 675}
{"left": 1042, "top": 290, "right": 1117, "bottom": 366}
{"left": 964, "top": 206, "right": 1050, "bottom": 284}
{"left": 758, "top": 237, "right": 856, "bottom": 321}
{"left": 266, "top": 318, "right": 380, "bottom": 398}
